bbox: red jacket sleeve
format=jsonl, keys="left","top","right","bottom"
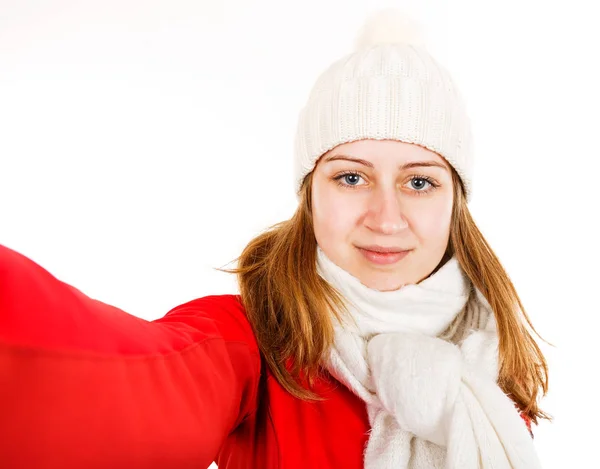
{"left": 0, "top": 244, "right": 261, "bottom": 469}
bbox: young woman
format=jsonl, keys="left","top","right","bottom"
{"left": 0, "top": 10, "right": 549, "bottom": 469}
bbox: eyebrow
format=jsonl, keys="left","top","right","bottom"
{"left": 323, "top": 154, "right": 448, "bottom": 171}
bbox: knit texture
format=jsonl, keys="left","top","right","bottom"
{"left": 316, "top": 246, "right": 542, "bottom": 469}
{"left": 293, "top": 9, "right": 475, "bottom": 201}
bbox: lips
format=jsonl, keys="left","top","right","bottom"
{"left": 358, "top": 245, "right": 409, "bottom": 254}
{"left": 357, "top": 246, "right": 411, "bottom": 265}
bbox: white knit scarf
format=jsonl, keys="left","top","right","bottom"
{"left": 316, "top": 246, "right": 541, "bottom": 469}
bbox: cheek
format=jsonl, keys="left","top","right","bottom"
{"left": 312, "top": 184, "right": 360, "bottom": 241}
{"left": 409, "top": 199, "right": 453, "bottom": 239}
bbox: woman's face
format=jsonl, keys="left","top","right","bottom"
{"left": 311, "top": 139, "right": 454, "bottom": 292}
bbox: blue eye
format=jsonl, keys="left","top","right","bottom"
{"left": 410, "top": 177, "right": 431, "bottom": 191}
{"left": 344, "top": 174, "right": 361, "bottom": 185}
{"left": 407, "top": 175, "right": 440, "bottom": 196}
{"left": 333, "top": 171, "right": 364, "bottom": 188}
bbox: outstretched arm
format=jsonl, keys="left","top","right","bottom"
{"left": 0, "top": 244, "right": 261, "bottom": 469}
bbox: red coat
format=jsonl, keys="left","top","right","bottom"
{"left": 0, "top": 245, "right": 531, "bottom": 468}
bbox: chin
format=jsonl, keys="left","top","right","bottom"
{"left": 373, "top": 280, "right": 407, "bottom": 292}
{"left": 358, "top": 273, "right": 407, "bottom": 292}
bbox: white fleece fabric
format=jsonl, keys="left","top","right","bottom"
{"left": 316, "top": 246, "right": 541, "bottom": 469}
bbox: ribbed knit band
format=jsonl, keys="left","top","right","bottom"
{"left": 293, "top": 44, "right": 474, "bottom": 201}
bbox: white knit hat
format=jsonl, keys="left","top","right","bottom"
{"left": 293, "top": 9, "right": 475, "bottom": 201}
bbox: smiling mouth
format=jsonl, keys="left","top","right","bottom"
{"left": 356, "top": 246, "right": 412, "bottom": 265}
{"left": 357, "top": 245, "right": 411, "bottom": 253}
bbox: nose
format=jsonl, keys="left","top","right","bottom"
{"left": 363, "top": 186, "right": 408, "bottom": 235}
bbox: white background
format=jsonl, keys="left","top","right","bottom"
{"left": 1, "top": 0, "right": 599, "bottom": 467}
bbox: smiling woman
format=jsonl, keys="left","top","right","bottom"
{"left": 0, "top": 7, "right": 548, "bottom": 469}
{"left": 227, "top": 8, "right": 550, "bottom": 465}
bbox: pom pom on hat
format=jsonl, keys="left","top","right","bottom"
{"left": 354, "top": 8, "right": 427, "bottom": 50}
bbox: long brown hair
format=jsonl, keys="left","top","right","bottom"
{"left": 224, "top": 167, "right": 551, "bottom": 424}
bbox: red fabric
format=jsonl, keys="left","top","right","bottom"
{"left": 0, "top": 244, "right": 531, "bottom": 469}
{"left": 521, "top": 412, "right": 534, "bottom": 439}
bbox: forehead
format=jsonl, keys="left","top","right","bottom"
{"left": 324, "top": 139, "right": 446, "bottom": 165}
